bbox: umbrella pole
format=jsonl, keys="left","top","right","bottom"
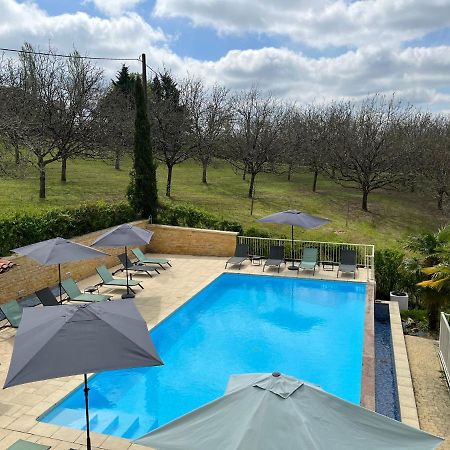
{"left": 58, "top": 264, "right": 63, "bottom": 303}
{"left": 83, "top": 373, "right": 92, "bottom": 450}
{"left": 122, "top": 245, "right": 135, "bottom": 299}
{"left": 288, "top": 225, "right": 297, "bottom": 270}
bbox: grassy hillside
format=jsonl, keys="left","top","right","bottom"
{"left": 0, "top": 158, "right": 447, "bottom": 248}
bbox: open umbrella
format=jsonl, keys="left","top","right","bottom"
{"left": 258, "top": 210, "right": 330, "bottom": 270}
{"left": 92, "top": 223, "right": 154, "bottom": 299}
{"left": 4, "top": 299, "right": 163, "bottom": 450}
{"left": 135, "top": 372, "right": 443, "bottom": 450}
{"left": 13, "top": 238, "right": 109, "bottom": 301}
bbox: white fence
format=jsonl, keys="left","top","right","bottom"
{"left": 439, "top": 313, "right": 450, "bottom": 386}
{"left": 237, "top": 236, "right": 375, "bottom": 281}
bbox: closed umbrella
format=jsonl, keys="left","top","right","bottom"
{"left": 13, "top": 238, "right": 109, "bottom": 301}
{"left": 258, "top": 210, "right": 330, "bottom": 270}
{"left": 135, "top": 372, "right": 443, "bottom": 450}
{"left": 92, "top": 223, "right": 154, "bottom": 299}
{"left": 4, "top": 299, "right": 163, "bottom": 450}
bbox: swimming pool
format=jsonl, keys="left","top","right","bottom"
{"left": 40, "top": 273, "right": 367, "bottom": 439}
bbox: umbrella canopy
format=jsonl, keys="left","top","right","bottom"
{"left": 13, "top": 237, "right": 109, "bottom": 300}
{"left": 92, "top": 223, "right": 153, "bottom": 248}
{"left": 258, "top": 210, "right": 330, "bottom": 229}
{"left": 135, "top": 372, "right": 443, "bottom": 450}
{"left": 4, "top": 300, "right": 163, "bottom": 450}
{"left": 92, "top": 224, "right": 154, "bottom": 298}
{"left": 13, "top": 237, "right": 109, "bottom": 265}
{"left": 257, "top": 210, "right": 330, "bottom": 269}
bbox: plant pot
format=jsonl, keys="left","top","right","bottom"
{"left": 390, "top": 291, "right": 409, "bottom": 311}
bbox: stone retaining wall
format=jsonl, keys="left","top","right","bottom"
{"left": 0, "top": 222, "right": 238, "bottom": 303}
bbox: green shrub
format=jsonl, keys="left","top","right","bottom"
{"left": 0, "top": 202, "right": 137, "bottom": 256}
{"left": 243, "top": 227, "right": 271, "bottom": 238}
{"left": 374, "top": 248, "right": 406, "bottom": 299}
{"left": 157, "top": 203, "right": 243, "bottom": 234}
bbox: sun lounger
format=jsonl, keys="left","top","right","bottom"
{"left": 337, "top": 249, "right": 357, "bottom": 279}
{"left": 0, "top": 300, "right": 23, "bottom": 328}
{"left": 263, "top": 246, "right": 285, "bottom": 273}
{"left": 7, "top": 440, "right": 50, "bottom": 450}
{"left": 35, "top": 287, "right": 63, "bottom": 306}
{"left": 132, "top": 248, "right": 171, "bottom": 270}
{"left": 298, "top": 247, "right": 319, "bottom": 275}
{"left": 96, "top": 265, "right": 144, "bottom": 292}
{"left": 62, "top": 278, "right": 112, "bottom": 302}
{"left": 225, "top": 244, "right": 249, "bottom": 269}
{"left": 118, "top": 253, "right": 160, "bottom": 277}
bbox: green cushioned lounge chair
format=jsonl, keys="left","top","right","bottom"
{"left": 298, "top": 247, "right": 319, "bottom": 275}
{"left": 96, "top": 265, "right": 144, "bottom": 292}
{"left": 62, "top": 278, "right": 112, "bottom": 302}
{"left": 7, "top": 440, "right": 50, "bottom": 450}
{"left": 0, "top": 300, "right": 23, "bottom": 328}
{"left": 132, "top": 248, "right": 171, "bottom": 270}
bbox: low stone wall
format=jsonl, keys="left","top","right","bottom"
{"left": 0, "top": 222, "right": 238, "bottom": 303}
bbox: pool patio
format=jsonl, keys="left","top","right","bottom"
{"left": 0, "top": 253, "right": 421, "bottom": 449}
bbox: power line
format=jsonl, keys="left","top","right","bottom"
{"left": 1, "top": 46, "right": 160, "bottom": 74}
{"left": 0, "top": 46, "right": 140, "bottom": 62}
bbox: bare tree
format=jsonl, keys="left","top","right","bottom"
{"left": 419, "top": 115, "right": 450, "bottom": 210}
{"left": 0, "top": 43, "right": 104, "bottom": 198}
{"left": 325, "top": 95, "right": 414, "bottom": 211}
{"left": 150, "top": 71, "right": 192, "bottom": 197}
{"left": 185, "top": 79, "right": 231, "bottom": 184}
{"left": 227, "top": 88, "right": 285, "bottom": 198}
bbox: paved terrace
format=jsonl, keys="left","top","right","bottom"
{"left": 0, "top": 254, "right": 370, "bottom": 449}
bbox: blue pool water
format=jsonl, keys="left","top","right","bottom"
{"left": 41, "top": 274, "right": 367, "bottom": 439}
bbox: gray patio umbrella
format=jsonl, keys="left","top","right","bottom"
{"left": 13, "top": 238, "right": 109, "bottom": 301}
{"left": 4, "top": 299, "right": 163, "bottom": 450}
{"left": 258, "top": 210, "right": 330, "bottom": 269}
{"left": 92, "top": 223, "right": 154, "bottom": 299}
{"left": 135, "top": 372, "right": 443, "bottom": 450}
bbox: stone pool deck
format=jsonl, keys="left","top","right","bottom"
{"left": 0, "top": 255, "right": 383, "bottom": 449}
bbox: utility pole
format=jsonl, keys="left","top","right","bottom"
{"left": 141, "top": 53, "right": 147, "bottom": 105}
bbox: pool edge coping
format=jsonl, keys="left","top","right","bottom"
{"left": 361, "top": 282, "right": 375, "bottom": 411}
{"left": 378, "top": 300, "right": 421, "bottom": 428}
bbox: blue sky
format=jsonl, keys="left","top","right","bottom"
{"left": 1, "top": 0, "right": 450, "bottom": 111}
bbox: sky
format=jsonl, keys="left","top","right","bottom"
{"left": 1, "top": 0, "right": 450, "bottom": 111}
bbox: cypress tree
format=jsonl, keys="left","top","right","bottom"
{"left": 127, "top": 76, "right": 158, "bottom": 221}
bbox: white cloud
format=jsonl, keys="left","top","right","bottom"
{"left": 0, "top": 0, "right": 450, "bottom": 111}
{"left": 154, "top": 0, "right": 450, "bottom": 48}
{"left": 87, "top": 0, "right": 142, "bottom": 16}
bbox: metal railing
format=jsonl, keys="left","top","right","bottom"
{"left": 439, "top": 313, "right": 450, "bottom": 386}
{"left": 237, "top": 236, "right": 375, "bottom": 281}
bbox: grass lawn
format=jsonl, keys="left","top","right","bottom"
{"left": 0, "top": 158, "right": 448, "bottom": 248}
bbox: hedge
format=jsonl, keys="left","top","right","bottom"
{"left": 0, "top": 201, "right": 244, "bottom": 256}
{"left": 0, "top": 202, "right": 138, "bottom": 256}
{"left": 158, "top": 203, "right": 243, "bottom": 234}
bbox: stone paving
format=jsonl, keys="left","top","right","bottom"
{"left": 406, "top": 335, "right": 450, "bottom": 449}
{"left": 0, "top": 254, "right": 386, "bottom": 449}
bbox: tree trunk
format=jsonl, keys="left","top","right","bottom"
{"left": 312, "top": 170, "right": 318, "bottom": 192}
{"left": 248, "top": 172, "right": 256, "bottom": 199}
{"left": 61, "top": 157, "right": 67, "bottom": 183}
{"left": 38, "top": 158, "right": 46, "bottom": 199}
{"left": 114, "top": 150, "right": 121, "bottom": 170}
{"left": 202, "top": 160, "right": 208, "bottom": 184}
{"left": 362, "top": 190, "right": 369, "bottom": 211}
{"left": 242, "top": 164, "right": 247, "bottom": 181}
{"left": 437, "top": 190, "right": 444, "bottom": 210}
{"left": 14, "top": 144, "right": 20, "bottom": 165}
{"left": 166, "top": 164, "right": 173, "bottom": 197}
{"left": 287, "top": 163, "right": 292, "bottom": 181}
